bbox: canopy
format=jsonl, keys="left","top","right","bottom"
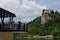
{"left": 0, "top": 8, "right": 16, "bottom": 18}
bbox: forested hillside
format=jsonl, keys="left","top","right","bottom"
{"left": 27, "top": 10, "right": 60, "bottom": 36}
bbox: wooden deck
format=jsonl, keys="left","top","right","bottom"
{"left": 0, "top": 31, "right": 27, "bottom": 40}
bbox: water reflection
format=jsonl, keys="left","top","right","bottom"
{"left": 53, "top": 38, "right": 60, "bottom": 40}
{"left": 13, "top": 37, "right": 60, "bottom": 40}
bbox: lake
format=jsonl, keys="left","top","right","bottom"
{"left": 13, "top": 33, "right": 60, "bottom": 40}
{"left": 13, "top": 37, "right": 60, "bottom": 40}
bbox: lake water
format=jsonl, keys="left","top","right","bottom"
{"left": 13, "top": 37, "right": 60, "bottom": 40}
{"left": 13, "top": 34, "right": 60, "bottom": 40}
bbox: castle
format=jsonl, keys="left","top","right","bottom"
{"left": 41, "top": 9, "right": 52, "bottom": 23}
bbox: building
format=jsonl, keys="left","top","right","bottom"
{"left": 41, "top": 9, "right": 52, "bottom": 23}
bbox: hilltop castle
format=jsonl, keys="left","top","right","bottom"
{"left": 41, "top": 9, "right": 52, "bottom": 23}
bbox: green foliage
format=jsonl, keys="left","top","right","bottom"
{"left": 27, "top": 10, "right": 60, "bottom": 36}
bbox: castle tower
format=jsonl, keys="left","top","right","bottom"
{"left": 41, "top": 9, "right": 52, "bottom": 23}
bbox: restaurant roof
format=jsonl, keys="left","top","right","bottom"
{"left": 0, "top": 8, "right": 16, "bottom": 18}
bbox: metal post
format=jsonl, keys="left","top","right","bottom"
{"left": 10, "top": 17, "right": 15, "bottom": 30}
{"left": 1, "top": 17, "right": 5, "bottom": 30}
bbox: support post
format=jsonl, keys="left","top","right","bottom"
{"left": 1, "top": 17, "right": 5, "bottom": 30}
{"left": 9, "top": 17, "right": 15, "bottom": 30}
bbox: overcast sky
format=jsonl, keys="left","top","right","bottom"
{"left": 0, "top": 0, "right": 60, "bottom": 23}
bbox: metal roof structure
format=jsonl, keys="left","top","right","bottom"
{"left": 0, "top": 7, "right": 28, "bottom": 32}
{"left": 0, "top": 7, "right": 16, "bottom": 31}
{"left": 0, "top": 8, "right": 16, "bottom": 18}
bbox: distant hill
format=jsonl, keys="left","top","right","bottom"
{"left": 27, "top": 10, "right": 60, "bottom": 36}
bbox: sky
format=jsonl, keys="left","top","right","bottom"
{"left": 0, "top": 0, "right": 60, "bottom": 23}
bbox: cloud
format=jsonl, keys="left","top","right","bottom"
{"left": 21, "top": 0, "right": 48, "bottom": 10}
{"left": 0, "top": 0, "right": 48, "bottom": 23}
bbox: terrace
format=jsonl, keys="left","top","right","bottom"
{"left": 0, "top": 8, "right": 27, "bottom": 32}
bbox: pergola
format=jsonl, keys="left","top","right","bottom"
{"left": 0, "top": 7, "right": 16, "bottom": 30}
{"left": 0, "top": 8, "right": 27, "bottom": 40}
{"left": 0, "top": 8, "right": 26, "bottom": 40}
